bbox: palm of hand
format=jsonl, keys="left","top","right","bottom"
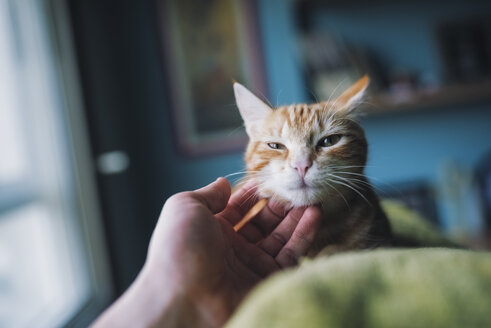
{"left": 147, "top": 178, "right": 321, "bottom": 324}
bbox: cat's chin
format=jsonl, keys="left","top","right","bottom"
{"left": 290, "top": 197, "right": 319, "bottom": 207}
{"left": 256, "top": 191, "right": 314, "bottom": 208}
{"left": 276, "top": 187, "right": 321, "bottom": 207}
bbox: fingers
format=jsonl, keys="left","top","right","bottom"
{"left": 257, "top": 207, "right": 306, "bottom": 255}
{"left": 238, "top": 200, "right": 288, "bottom": 243}
{"left": 230, "top": 231, "right": 280, "bottom": 278}
{"left": 231, "top": 206, "right": 322, "bottom": 278}
{"left": 218, "top": 180, "right": 258, "bottom": 225}
{"left": 233, "top": 198, "right": 268, "bottom": 232}
{"left": 192, "top": 177, "right": 232, "bottom": 214}
{"left": 273, "top": 206, "right": 322, "bottom": 267}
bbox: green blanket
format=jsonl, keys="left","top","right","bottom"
{"left": 227, "top": 202, "right": 491, "bottom": 328}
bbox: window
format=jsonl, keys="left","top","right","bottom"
{"left": 0, "top": 0, "right": 111, "bottom": 326}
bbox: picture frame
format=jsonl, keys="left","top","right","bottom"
{"left": 158, "top": 0, "right": 268, "bottom": 157}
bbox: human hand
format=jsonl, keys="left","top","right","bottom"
{"left": 146, "top": 177, "right": 322, "bottom": 326}
{"left": 92, "top": 178, "right": 322, "bottom": 328}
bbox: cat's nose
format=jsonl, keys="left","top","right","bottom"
{"left": 292, "top": 160, "right": 312, "bottom": 178}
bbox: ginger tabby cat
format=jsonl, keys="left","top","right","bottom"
{"left": 233, "top": 76, "right": 392, "bottom": 256}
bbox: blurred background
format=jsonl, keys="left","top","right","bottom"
{"left": 1, "top": 0, "right": 491, "bottom": 326}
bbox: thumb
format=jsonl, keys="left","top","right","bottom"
{"left": 193, "top": 177, "right": 231, "bottom": 214}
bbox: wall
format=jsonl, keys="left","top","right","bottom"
{"left": 305, "top": 0, "right": 491, "bottom": 233}
{"left": 157, "top": 0, "right": 306, "bottom": 194}
{"left": 70, "top": 0, "right": 491, "bottom": 293}
{"left": 158, "top": 0, "right": 491, "bottom": 238}
{"left": 162, "top": 0, "right": 491, "bottom": 195}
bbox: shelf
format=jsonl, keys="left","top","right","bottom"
{"left": 295, "top": 1, "right": 491, "bottom": 115}
{"left": 364, "top": 80, "right": 491, "bottom": 115}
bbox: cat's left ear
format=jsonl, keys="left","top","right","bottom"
{"left": 333, "top": 75, "right": 369, "bottom": 116}
{"left": 234, "top": 82, "right": 273, "bottom": 137}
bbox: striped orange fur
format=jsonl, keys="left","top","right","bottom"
{"left": 234, "top": 76, "right": 392, "bottom": 256}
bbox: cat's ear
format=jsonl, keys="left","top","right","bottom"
{"left": 234, "top": 82, "right": 272, "bottom": 136}
{"left": 333, "top": 75, "right": 369, "bottom": 115}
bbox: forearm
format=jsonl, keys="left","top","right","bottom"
{"left": 91, "top": 264, "right": 198, "bottom": 328}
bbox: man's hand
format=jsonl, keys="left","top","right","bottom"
{"left": 93, "top": 178, "right": 322, "bottom": 328}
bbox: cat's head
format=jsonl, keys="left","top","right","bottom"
{"left": 234, "top": 76, "right": 369, "bottom": 207}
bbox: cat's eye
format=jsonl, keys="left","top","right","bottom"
{"left": 317, "top": 134, "right": 342, "bottom": 148}
{"left": 267, "top": 142, "right": 285, "bottom": 150}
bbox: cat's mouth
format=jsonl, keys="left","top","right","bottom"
{"left": 288, "top": 183, "right": 315, "bottom": 192}
{"left": 289, "top": 185, "right": 310, "bottom": 190}
{"left": 288, "top": 178, "right": 313, "bottom": 190}
{"left": 283, "top": 186, "right": 319, "bottom": 206}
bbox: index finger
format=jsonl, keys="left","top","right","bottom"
{"left": 236, "top": 200, "right": 290, "bottom": 243}
{"left": 275, "top": 206, "right": 322, "bottom": 267}
{"left": 218, "top": 180, "right": 259, "bottom": 225}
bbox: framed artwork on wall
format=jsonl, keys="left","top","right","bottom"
{"left": 158, "top": 0, "right": 268, "bottom": 157}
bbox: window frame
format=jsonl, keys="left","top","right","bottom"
{"left": 46, "top": 0, "right": 114, "bottom": 325}
{"left": 0, "top": 0, "right": 113, "bottom": 326}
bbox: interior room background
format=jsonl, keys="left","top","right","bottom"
{"left": 1, "top": 0, "right": 490, "bottom": 326}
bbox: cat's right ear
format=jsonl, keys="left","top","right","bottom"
{"left": 234, "top": 82, "right": 272, "bottom": 137}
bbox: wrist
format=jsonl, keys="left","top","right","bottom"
{"left": 92, "top": 262, "right": 197, "bottom": 328}
{"left": 137, "top": 262, "right": 197, "bottom": 327}
{"left": 141, "top": 262, "right": 232, "bottom": 327}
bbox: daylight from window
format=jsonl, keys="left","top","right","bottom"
{"left": 0, "top": 1, "right": 91, "bottom": 327}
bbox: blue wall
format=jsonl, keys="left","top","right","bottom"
{"left": 160, "top": 0, "right": 491, "bottom": 228}
{"left": 362, "top": 105, "right": 491, "bottom": 183}
{"left": 306, "top": 0, "right": 491, "bottom": 183}
{"left": 70, "top": 0, "right": 490, "bottom": 292}
{"left": 310, "top": 2, "right": 491, "bottom": 84}
{"left": 159, "top": 0, "right": 306, "bottom": 194}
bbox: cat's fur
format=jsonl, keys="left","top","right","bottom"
{"left": 234, "top": 76, "right": 392, "bottom": 256}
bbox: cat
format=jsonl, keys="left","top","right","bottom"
{"left": 233, "top": 76, "right": 392, "bottom": 256}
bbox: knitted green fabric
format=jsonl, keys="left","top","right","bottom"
{"left": 381, "top": 199, "right": 461, "bottom": 248}
{"left": 227, "top": 203, "right": 488, "bottom": 327}
{"left": 227, "top": 248, "right": 491, "bottom": 328}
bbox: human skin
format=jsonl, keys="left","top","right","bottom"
{"left": 92, "top": 178, "right": 322, "bottom": 328}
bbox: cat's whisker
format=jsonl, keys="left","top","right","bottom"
{"left": 275, "top": 89, "right": 283, "bottom": 107}
{"left": 353, "top": 100, "right": 377, "bottom": 108}
{"left": 330, "top": 169, "right": 401, "bottom": 191}
{"left": 324, "top": 78, "right": 347, "bottom": 109}
{"left": 233, "top": 178, "right": 252, "bottom": 188}
{"left": 329, "top": 175, "right": 373, "bottom": 190}
{"left": 338, "top": 116, "right": 363, "bottom": 125}
{"left": 240, "top": 177, "right": 269, "bottom": 193}
{"left": 326, "top": 174, "right": 378, "bottom": 199}
{"left": 327, "top": 172, "right": 371, "bottom": 185}
{"left": 233, "top": 176, "right": 251, "bottom": 186}
{"left": 224, "top": 170, "right": 262, "bottom": 185}
{"left": 269, "top": 192, "right": 280, "bottom": 205}
{"left": 327, "top": 177, "right": 372, "bottom": 207}
{"left": 233, "top": 173, "right": 256, "bottom": 186}
{"left": 307, "top": 88, "right": 320, "bottom": 104}
{"left": 252, "top": 88, "right": 274, "bottom": 108}
{"left": 236, "top": 178, "right": 265, "bottom": 192}
{"left": 224, "top": 172, "right": 248, "bottom": 179}
{"left": 327, "top": 173, "right": 372, "bottom": 191}
{"left": 330, "top": 164, "right": 381, "bottom": 170}
{"left": 332, "top": 171, "right": 401, "bottom": 195}
{"left": 331, "top": 171, "right": 366, "bottom": 177}
{"left": 224, "top": 170, "right": 260, "bottom": 177}
{"left": 323, "top": 180, "right": 350, "bottom": 209}
{"left": 330, "top": 165, "right": 368, "bottom": 168}
{"left": 326, "top": 93, "right": 344, "bottom": 115}
{"left": 234, "top": 76, "right": 391, "bottom": 253}
{"left": 225, "top": 125, "right": 246, "bottom": 137}
{"left": 239, "top": 186, "right": 261, "bottom": 208}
